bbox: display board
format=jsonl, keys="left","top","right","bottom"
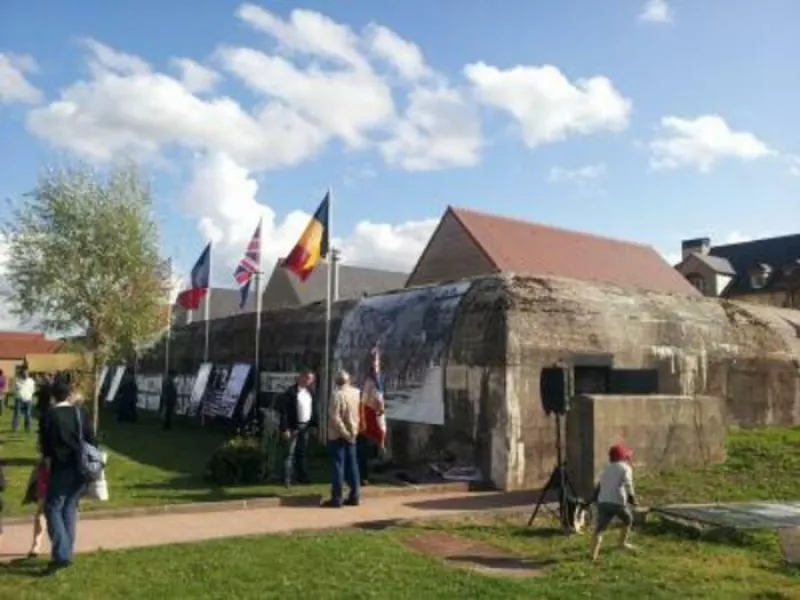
{"left": 333, "top": 281, "right": 471, "bottom": 425}
{"left": 136, "top": 375, "right": 163, "bottom": 412}
{"left": 104, "top": 366, "right": 126, "bottom": 403}
{"left": 190, "top": 363, "right": 213, "bottom": 415}
{"left": 261, "top": 372, "right": 297, "bottom": 394}
{"left": 217, "top": 363, "right": 251, "bottom": 419}
{"left": 95, "top": 366, "right": 109, "bottom": 400}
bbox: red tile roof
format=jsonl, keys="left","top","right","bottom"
{"left": 449, "top": 206, "right": 700, "bottom": 296}
{"left": 0, "top": 331, "right": 63, "bottom": 360}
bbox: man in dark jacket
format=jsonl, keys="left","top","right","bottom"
{"left": 160, "top": 370, "right": 178, "bottom": 430}
{"left": 279, "top": 369, "right": 317, "bottom": 486}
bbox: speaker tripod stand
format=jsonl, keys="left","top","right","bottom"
{"left": 528, "top": 412, "right": 580, "bottom": 531}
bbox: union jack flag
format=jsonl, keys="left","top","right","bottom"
{"left": 234, "top": 220, "right": 262, "bottom": 309}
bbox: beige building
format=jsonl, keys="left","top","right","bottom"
{"left": 675, "top": 235, "right": 800, "bottom": 309}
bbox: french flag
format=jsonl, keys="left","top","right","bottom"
{"left": 177, "top": 243, "right": 211, "bottom": 310}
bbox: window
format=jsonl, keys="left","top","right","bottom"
{"left": 686, "top": 274, "right": 706, "bottom": 294}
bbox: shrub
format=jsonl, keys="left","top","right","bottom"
{"left": 204, "top": 436, "right": 266, "bottom": 486}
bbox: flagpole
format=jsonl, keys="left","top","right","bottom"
{"left": 165, "top": 294, "right": 172, "bottom": 377}
{"left": 322, "top": 188, "right": 333, "bottom": 444}
{"left": 254, "top": 222, "right": 263, "bottom": 417}
{"left": 204, "top": 248, "right": 212, "bottom": 362}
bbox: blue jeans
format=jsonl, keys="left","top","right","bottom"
{"left": 282, "top": 425, "right": 311, "bottom": 485}
{"left": 45, "top": 466, "right": 85, "bottom": 564}
{"left": 12, "top": 398, "right": 32, "bottom": 433}
{"left": 329, "top": 439, "right": 360, "bottom": 506}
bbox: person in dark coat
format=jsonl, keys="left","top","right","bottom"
{"left": 160, "top": 370, "right": 178, "bottom": 430}
{"left": 116, "top": 373, "right": 138, "bottom": 423}
{"left": 278, "top": 369, "right": 317, "bottom": 486}
{"left": 42, "top": 380, "right": 97, "bottom": 572}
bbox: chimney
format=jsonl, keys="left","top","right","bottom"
{"left": 681, "top": 237, "right": 711, "bottom": 260}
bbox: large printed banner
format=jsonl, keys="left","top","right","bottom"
{"left": 333, "top": 281, "right": 471, "bottom": 425}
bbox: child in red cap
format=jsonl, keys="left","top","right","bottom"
{"left": 590, "top": 442, "right": 637, "bottom": 561}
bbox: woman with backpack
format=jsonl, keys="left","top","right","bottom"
{"left": 41, "top": 380, "right": 97, "bottom": 572}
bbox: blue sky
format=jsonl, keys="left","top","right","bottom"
{"left": 2, "top": 0, "right": 799, "bottom": 286}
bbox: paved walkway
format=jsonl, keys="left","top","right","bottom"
{"left": 0, "top": 490, "right": 535, "bottom": 561}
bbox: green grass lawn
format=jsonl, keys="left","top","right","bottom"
{"left": 0, "top": 408, "right": 336, "bottom": 518}
{"left": 2, "top": 513, "right": 798, "bottom": 599}
{"left": 1, "top": 421, "right": 799, "bottom": 599}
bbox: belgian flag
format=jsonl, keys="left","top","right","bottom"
{"left": 284, "top": 192, "right": 330, "bottom": 282}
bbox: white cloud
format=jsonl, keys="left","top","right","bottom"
{"left": 216, "top": 45, "right": 394, "bottom": 148}
{"left": 338, "top": 218, "right": 438, "bottom": 272}
{"left": 548, "top": 163, "right": 607, "bottom": 185}
{"left": 170, "top": 58, "right": 221, "bottom": 93}
{"left": 182, "top": 152, "right": 436, "bottom": 283}
{"left": 649, "top": 115, "right": 775, "bottom": 172}
{"left": 236, "top": 4, "right": 367, "bottom": 70}
{"left": 364, "top": 23, "right": 431, "bottom": 81}
{"left": 640, "top": 0, "right": 673, "bottom": 24}
{"left": 785, "top": 154, "right": 800, "bottom": 176}
{"left": 28, "top": 41, "right": 326, "bottom": 169}
{"left": 80, "top": 38, "right": 150, "bottom": 76}
{"left": 380, "top": 85, "right": 482, "bottom": 171}
{"left": 464, "top": 62, "right": 631, "bottom": 147}
{"left": 0, "top": 52, "right": 42, "bottom": 104}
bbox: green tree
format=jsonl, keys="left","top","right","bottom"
{"left": 3, "top": 163, "right": 169, "bottom": 430}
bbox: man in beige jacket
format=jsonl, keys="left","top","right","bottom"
{"left": 323, "top": 370, "right": 361, "bottom": 508}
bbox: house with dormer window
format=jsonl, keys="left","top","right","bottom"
{"left": 675, "top": 235, "right": 800, "bottom": 309}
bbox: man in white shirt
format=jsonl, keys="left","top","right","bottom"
{"left": 590, "top": 443, "right": 638, "bottom": 561}
{"left": 12, "top": 368, "right": 36, "bottom": 433}
{"left": 279, "top": 369, "right": 317, "bottom": 486}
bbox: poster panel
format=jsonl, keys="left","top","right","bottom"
{"left": 189, "top": 363, "right": 212, "bottom": 415}
{"left": 262, "top": 372, "right": 298, "bottom": 394}
{"left": 218, "top": 363, "right": 251, "bottom": 419}
{"left": 95, "top": 366, "right": 109, "bottom": 400}
{"left": 135, "top": 375, "right": 163, "bottom": 411}
{"left": 333, "top": 280, "right": 471, "bottom": 425}
{"left": 175, "top": 373, "right": 196, "bottom": 415}
{"left": 105, "top": 366, "right": 126, "bottom": 403}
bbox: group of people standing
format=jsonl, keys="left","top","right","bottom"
{"left": 1, "top": 369, "right": 97, "bottom": 574}
{"left": 278, "top": 349, "right": 387, "bottom": 508}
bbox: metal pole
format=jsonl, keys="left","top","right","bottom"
{"left": 204, "top": 251, "right": 211, "bottom": 362}
{"left": 321, "top": 188, "right": 333, "bottom": 443}
{"left": 254, "top": 270, "right": 262, "bottom": 415}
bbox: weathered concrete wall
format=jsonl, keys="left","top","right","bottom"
{"left": 565, "top": 394, "right": 727, "bottom": 498}
{"left": 141, "top": 273, "right": 800, "bottom": 494}
{"left": 504, "top": 274, "right": 800, "bottom": 491}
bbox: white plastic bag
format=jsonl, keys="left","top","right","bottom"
{"left": 84, "top": 451, "right": 109, "bottom": 502}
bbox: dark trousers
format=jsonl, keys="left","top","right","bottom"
{"left": 329, "top": 439, "right": 360, "bottom": 506}
{"left": 163, "top": 407, "right": 174, "bottom": 430}
{"left": 45, "top": 466, "right": 85, "bottom": 564}
{"left": 357, "top": 434, "right": 376, "bottom": 483}
{"left": 12, "top": 399, "right": 32, "bottom": 433}
{"left": 282, "top": 424, "right": 310, "bottom": 484}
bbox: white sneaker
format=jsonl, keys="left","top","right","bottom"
{"left": 620, "top": 543, "right": 637, "bottom": 552}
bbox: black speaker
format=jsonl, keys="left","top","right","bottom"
{"left": 540, "top": 366, "right": 570, "bottom": 415}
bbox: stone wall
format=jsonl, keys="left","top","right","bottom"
{"left": 502, "top": 274, "right": 800, "bottom": 491}
{"left": 565, "top": 394, "right": 727, "bottom": 498}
